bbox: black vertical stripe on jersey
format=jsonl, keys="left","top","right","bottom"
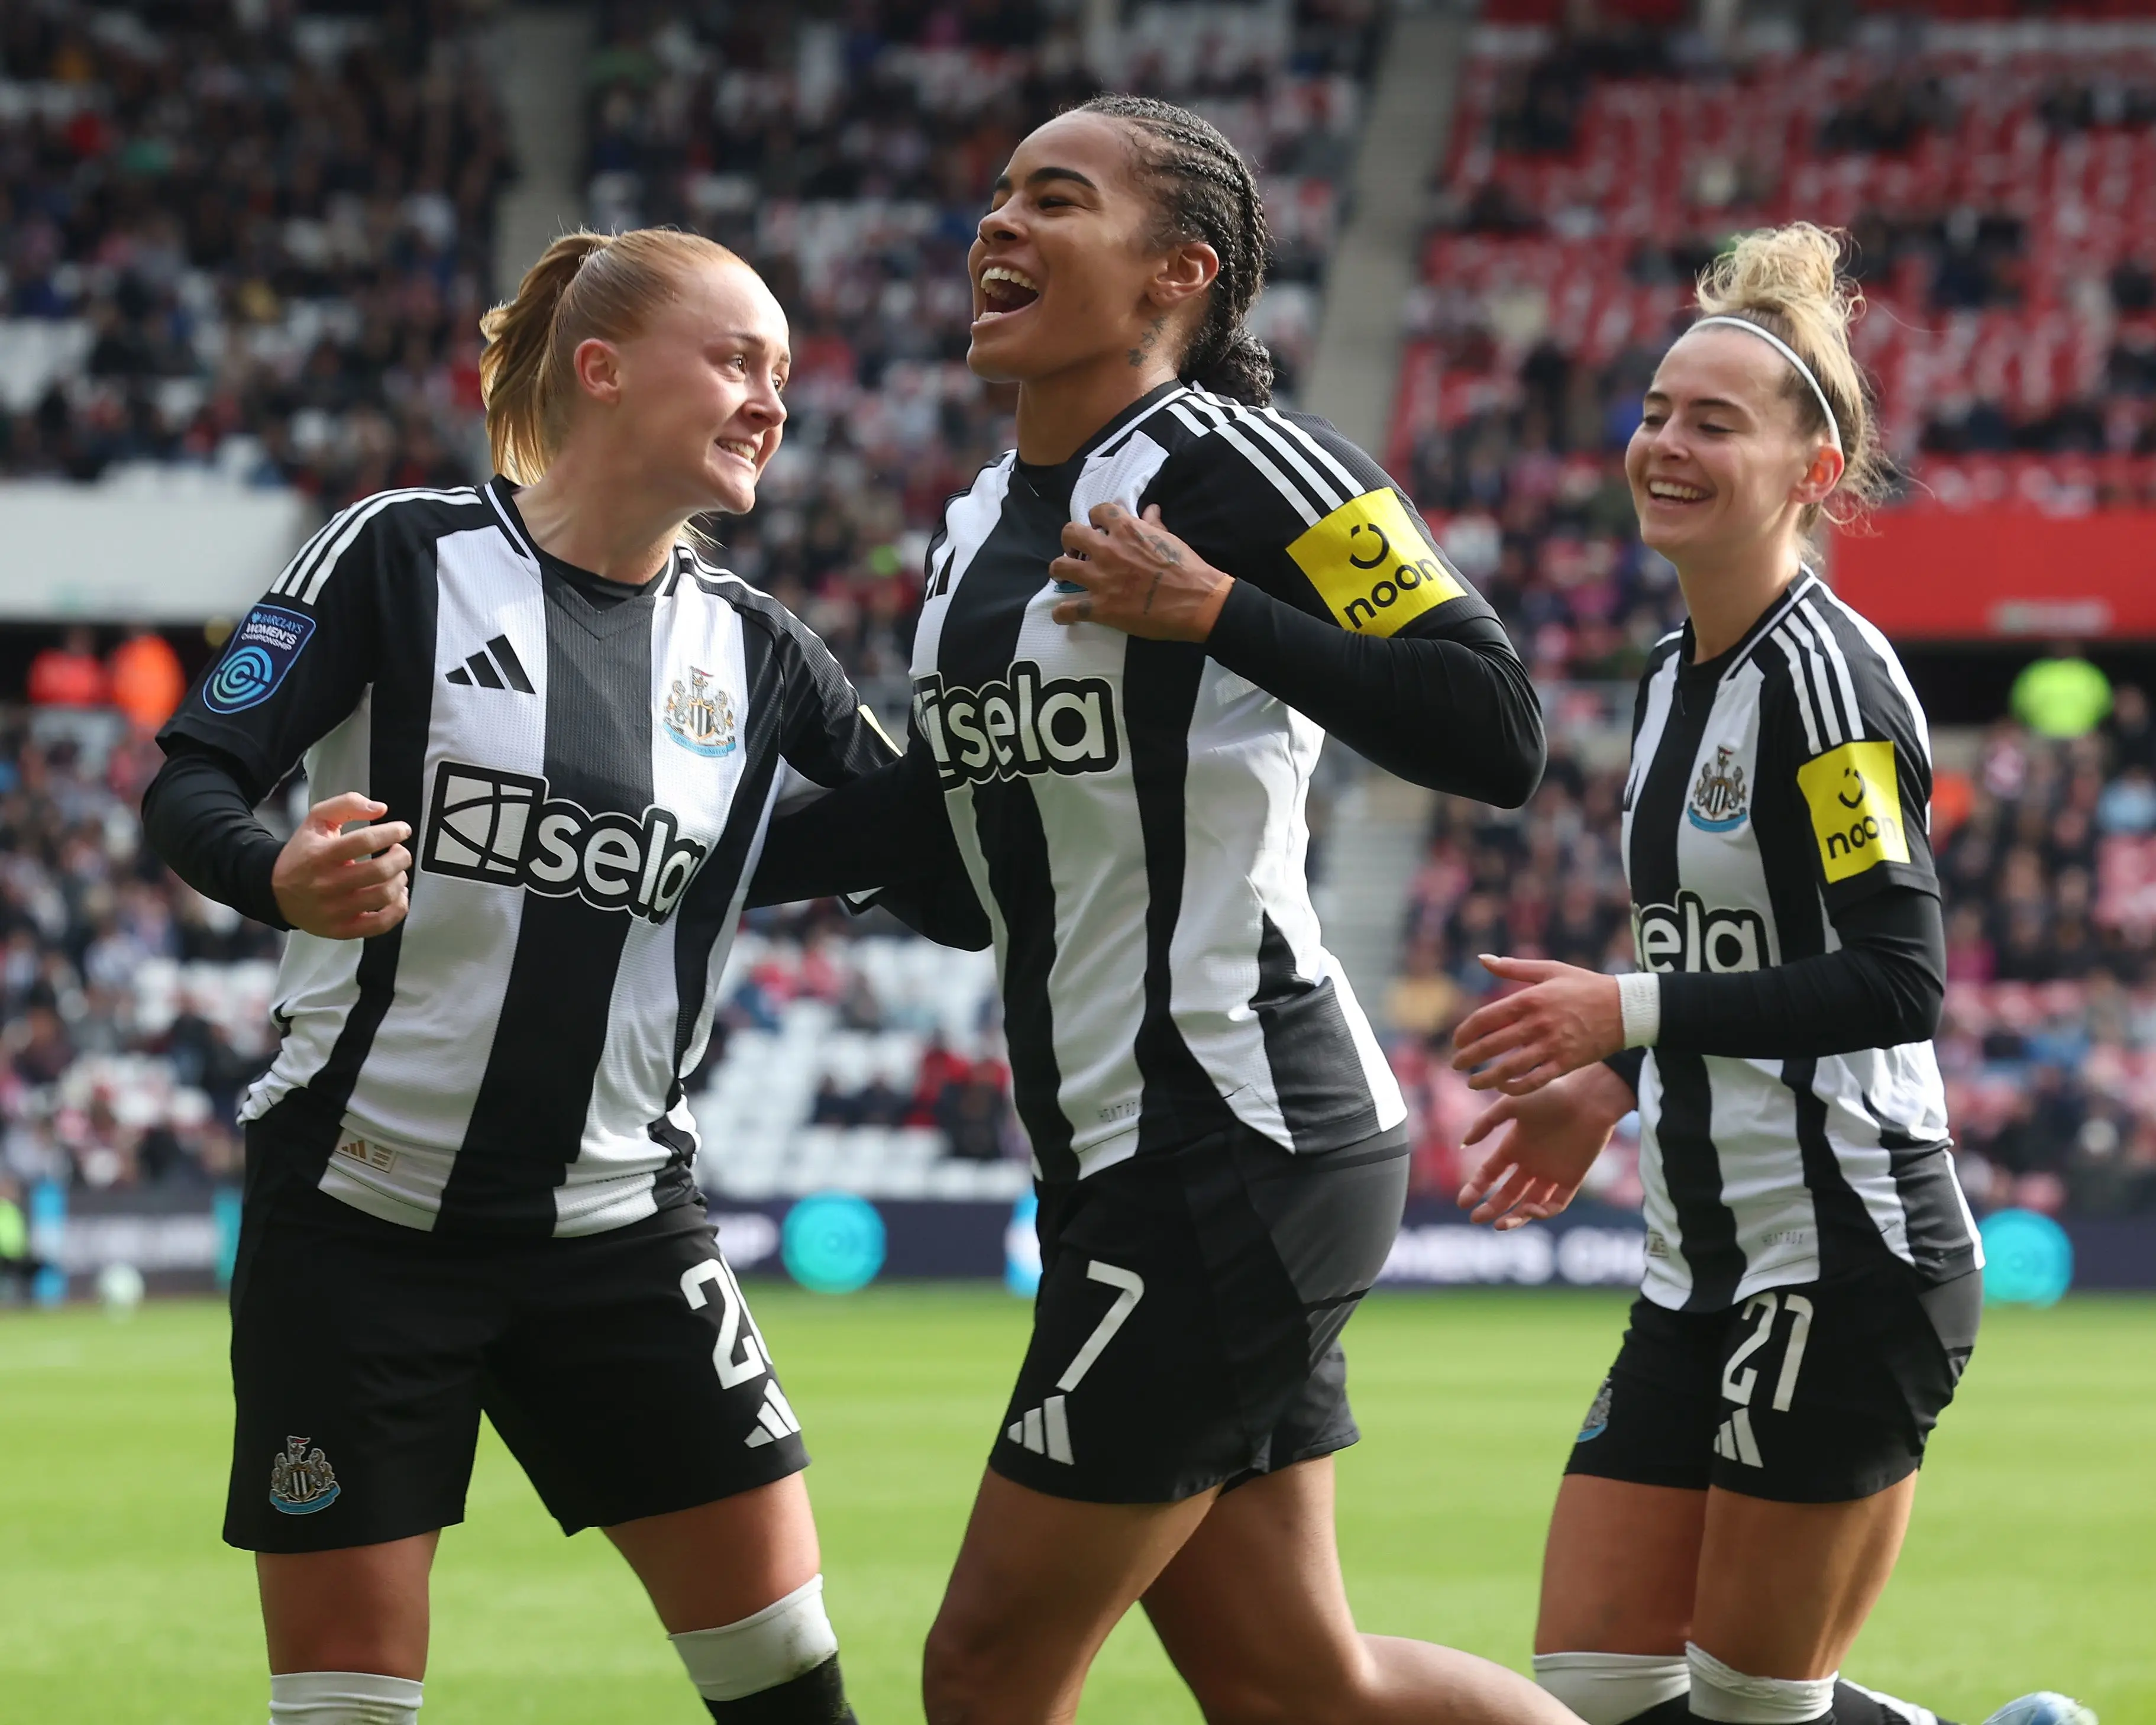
{"left": 1127, "top": 638, "right": 1242, "bottom": 1155}
{"left": 295, "top": 566, "right": 441, "bottom": 1180}
{"left": 1253, "top": 913, "right": 1381, "bottom": 1153}
{"left": 1780, "top": 1055, "right": 1892, "bottom": 1283}
{"left": 936, "top": 483, "right": 1077, "bottom": 1178}
{"left": 1631, "top": 657, "right": 1744, "bottom": 1309}
{"left": 1853, "top": 1094, "right": 1979, "bottom": 1283}
{"left": 667, "top": 625, "right": 785, "bottom": 1110}
{"left": 442, "top": 583, "right": 654, "bottom": 1233}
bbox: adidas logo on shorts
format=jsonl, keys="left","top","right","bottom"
{"left": 744, "top": 1380, "right": 803, "bottom": 1449}
{"left": 1006, "top": 1394, "right": 1074, "bottom": 1464}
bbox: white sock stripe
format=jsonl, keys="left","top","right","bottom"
{"left": 1688, "top": 1643, "right": 1837, "bottom": 1725}
{"left": 671, "top": 1574, "right": 839, "bottom": 1704}
{"left": 267, "top": 1670, "right": 423, "bottom": 1724}
{"left": 1533, "top": 1652, "right": 1690, "bottom": 1725}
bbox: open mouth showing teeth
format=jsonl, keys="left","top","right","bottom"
{"left": 716, "top": 438, "right": 759, "bottom": 464}
{"left": 1647, "top": 480, "right": 1709, "bottom": 502}
{"left": 979, "top": 266, "right": 1041, "bottom": 313}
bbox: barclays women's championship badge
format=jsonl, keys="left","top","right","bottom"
{"left": 268, "top": 1435, "right": 341, "bottom": 1514}
{"left": 205, "top": 605, "right": 316, "bottom": 714}
{"left": 663, "top": 666, "right": 738, "bottom": 757}
{"left": 1688, "top": 745, "right": 1749, "bottom": 832}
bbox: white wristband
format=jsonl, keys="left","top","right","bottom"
{"left": 1617, "top": 971, "right": 1662, "bottom": 1049}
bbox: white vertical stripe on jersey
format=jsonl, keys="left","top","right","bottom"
{"left": 1634, "top": 1055, "right": 1692, "bottom": 1306}
{"left": 1208, "top": 423, "right": 1321, "bottom": 526}
{"left": 1623, "top": 650, "right": 1690, "bottom": 1304}
{"left": 1254, "top": 402, "right": 1366, "bottom": 502}
{"left": 241, "top": 697, "right": 375, "bottom": 1124}
{"left": 1770, "top": 628, "right": 1825, "bottom": 756}
{"left": 1814, "top": 587, "right": 1935, "bottom": 765}
{"left": 1780, "top": 611, "right": 1846, "bottom": 747}
{"left": 334, "top": 528, "right": 548, "bottom": 1210}
{"left": 1704, "top": 1055, "right": 1822, "bottom": 1293}
{"left": 1673, "top": 661, "right": 1783, "bottom": 968}
{"left": 1799, "top": 598, "right": 1864, "bottom": 740}
{"left": 561, "top": 586, "right": 755, "bottom": 1235}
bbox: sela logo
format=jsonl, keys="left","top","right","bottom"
{"left": 1796, "top": 739, "right": 1909, "bottom": 884}
{"left": 1287, "top": 486, "right": 1465, "bottom": 637}
{"left": 1634, "top": 890, "right": 1769, "bottom": 974}
{"left": 914, "top": 663, "right": 1120, "bottom": 789}
{"left": 419, "top": 761, "right": 707, "bottom": 922}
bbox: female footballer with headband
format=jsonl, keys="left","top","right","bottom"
{"left": 1449, "top": 224, "right": 2092, "bottom": 1725}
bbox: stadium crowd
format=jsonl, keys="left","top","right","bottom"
{"left": 573, "top": 0, "right": 1375, "bottom": 714}
{"left": 5, "top": 1, "right": 2155, "bottom": 1229}
{"left": 0, "top": 0, "right": 510, "bottom": 505}
{"left": 1389, "top": 687, "right": 2156, "bottom": 1217}
{"left": 1398, "top": 7, "right": 2156, "bottom": 682}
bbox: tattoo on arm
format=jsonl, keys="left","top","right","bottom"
{"left": 1126, "top": 314, "right": 1169, "bottom": 369}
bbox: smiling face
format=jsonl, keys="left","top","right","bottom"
{"left": 967, "top": 110, "right": 1213, "bottom": 386}
{"left": 1625, "top": 326, "right": 1842, "bottom": 568}
{"left": 574, "top": 258, "right": 789, "bottom": 515}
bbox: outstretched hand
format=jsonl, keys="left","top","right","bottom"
{"left": 272, "top": 792, "right": 412, "bottom": 941}
{"left": 1049, "top": 503, "right": 1233, "bottom": 642}
{"left": 1455, "top": 1062, "right": 1636, "bottom": 1229}
{"left": 1450, "top": 954, "right": 1625, "bottom": 1096}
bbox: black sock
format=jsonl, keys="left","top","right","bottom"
{"left": 1621, "top": 1699, "right": 1695, "bottom": 1725}
{"left": 1833, "top": 1679, "right": 1961, "bottom": 1725}
{"left": 702, "top": 1653, "right": 857, "bottom": 1723}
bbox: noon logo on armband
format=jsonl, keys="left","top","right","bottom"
{"left": 1796, "top": 739, "right": 1909, "bottom": 883}
{"left": 1286, "top": 487, "right": 1465, "bottom": 637}
{"left": 419, "top": 761, "right": 708, "bottom": 922}
{"left": 203, "top": 605, "right": 316, "bottom": 713}
{"left": 914, "top": 664, "right": 1120, "bottom": 789}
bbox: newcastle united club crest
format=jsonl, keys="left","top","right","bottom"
{"left": 664, "top": 666, "right": 738, "bottom": 758}
{"left": 1688, "top": 745, "right": 1749, "bottom": 832}
{"left": 269, "top": 1435, "right": 340, "bottom": 1515}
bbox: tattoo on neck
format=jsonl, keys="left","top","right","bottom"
{"left": 1127, "top": 315, "right": 1169, "bottom": 369}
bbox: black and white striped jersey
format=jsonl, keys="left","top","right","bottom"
{"left": 1621, "top": 572, "right": 1981, "bottom": 1309}
{"left": 161, "top": 478, "right": 897, "bottom": 1238}
{"left": 911, "top": 382, "right": 1509, "bottom": 1181}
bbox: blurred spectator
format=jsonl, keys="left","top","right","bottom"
{"left": 0, "top": 709, "right": 281, "bottom": 1192}
{"left": 27, "top": 629, "right": 108, "bottom": 708}
{"left": 2011, "top": 646, "right": 2112, "bottom": 740}
{"left": 0, "top": 1, "right": 511, "bottom": 505}
{"left": 106, "top": 632, "right": 186, "bottom": 735}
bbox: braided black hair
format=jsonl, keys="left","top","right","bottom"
{"left": 1078, "top": 93, "right": 1275, "bottom": 406}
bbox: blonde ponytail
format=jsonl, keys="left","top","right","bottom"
{"left": 479, "top": 227, "right": 748, "bottom": 484}
{"left": 1692, "top": 222, "right": 1889, "bottom": 534}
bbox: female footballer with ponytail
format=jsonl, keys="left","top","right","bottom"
{"left": 1449, "top": 224, "right": 2094, "bottom": 1725}
{"left": 143, "top": 228, "right": 910, "bottom": 1725}
{"left": 750, "top": 96, "right": 1568, "bottom": 1724}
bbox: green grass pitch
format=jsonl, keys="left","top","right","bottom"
{"left": 2, "top": 1287, "right": 2150, "bottom": 1722}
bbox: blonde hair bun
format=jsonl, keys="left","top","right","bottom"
{"left": 1688, "top": 222, "right": 1887, "bottom": 532}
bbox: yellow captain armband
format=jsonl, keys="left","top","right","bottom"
{"left": 1286, "top": 488, "right": 1465, "bottom": 637}
{"left": 1796, "top": 738, "right": 1911, "bottom": 883}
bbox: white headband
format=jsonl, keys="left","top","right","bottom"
{"left": 1688, "top": 315, "right": 1844, "bottom": 456}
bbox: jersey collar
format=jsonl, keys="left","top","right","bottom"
{"left": 1679, "top": 568, "right": 1821, "bottom": 687}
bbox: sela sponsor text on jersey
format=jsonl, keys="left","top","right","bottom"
{"left": 419, "top": 761, "right": 709, "bottom": 922}
{"left": 914, "top": 662, "right": 1121, "bottom": 788}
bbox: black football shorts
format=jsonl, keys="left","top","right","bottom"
{"left": 991, "top": 1120, "right": 1409, "bottom": 1506}
{"left": 225, "top": 1156, "right": 806, "bottom": 1554}
{"left": 1565, "top": 1259, "right": 1982, "bottom": 1504}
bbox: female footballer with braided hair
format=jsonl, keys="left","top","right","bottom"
{"left": 1448, "top": 224, "right": 2093, "bottom": 1725}
{"left": 751, "top": 95, "right": 1572, "bottom": 1724}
